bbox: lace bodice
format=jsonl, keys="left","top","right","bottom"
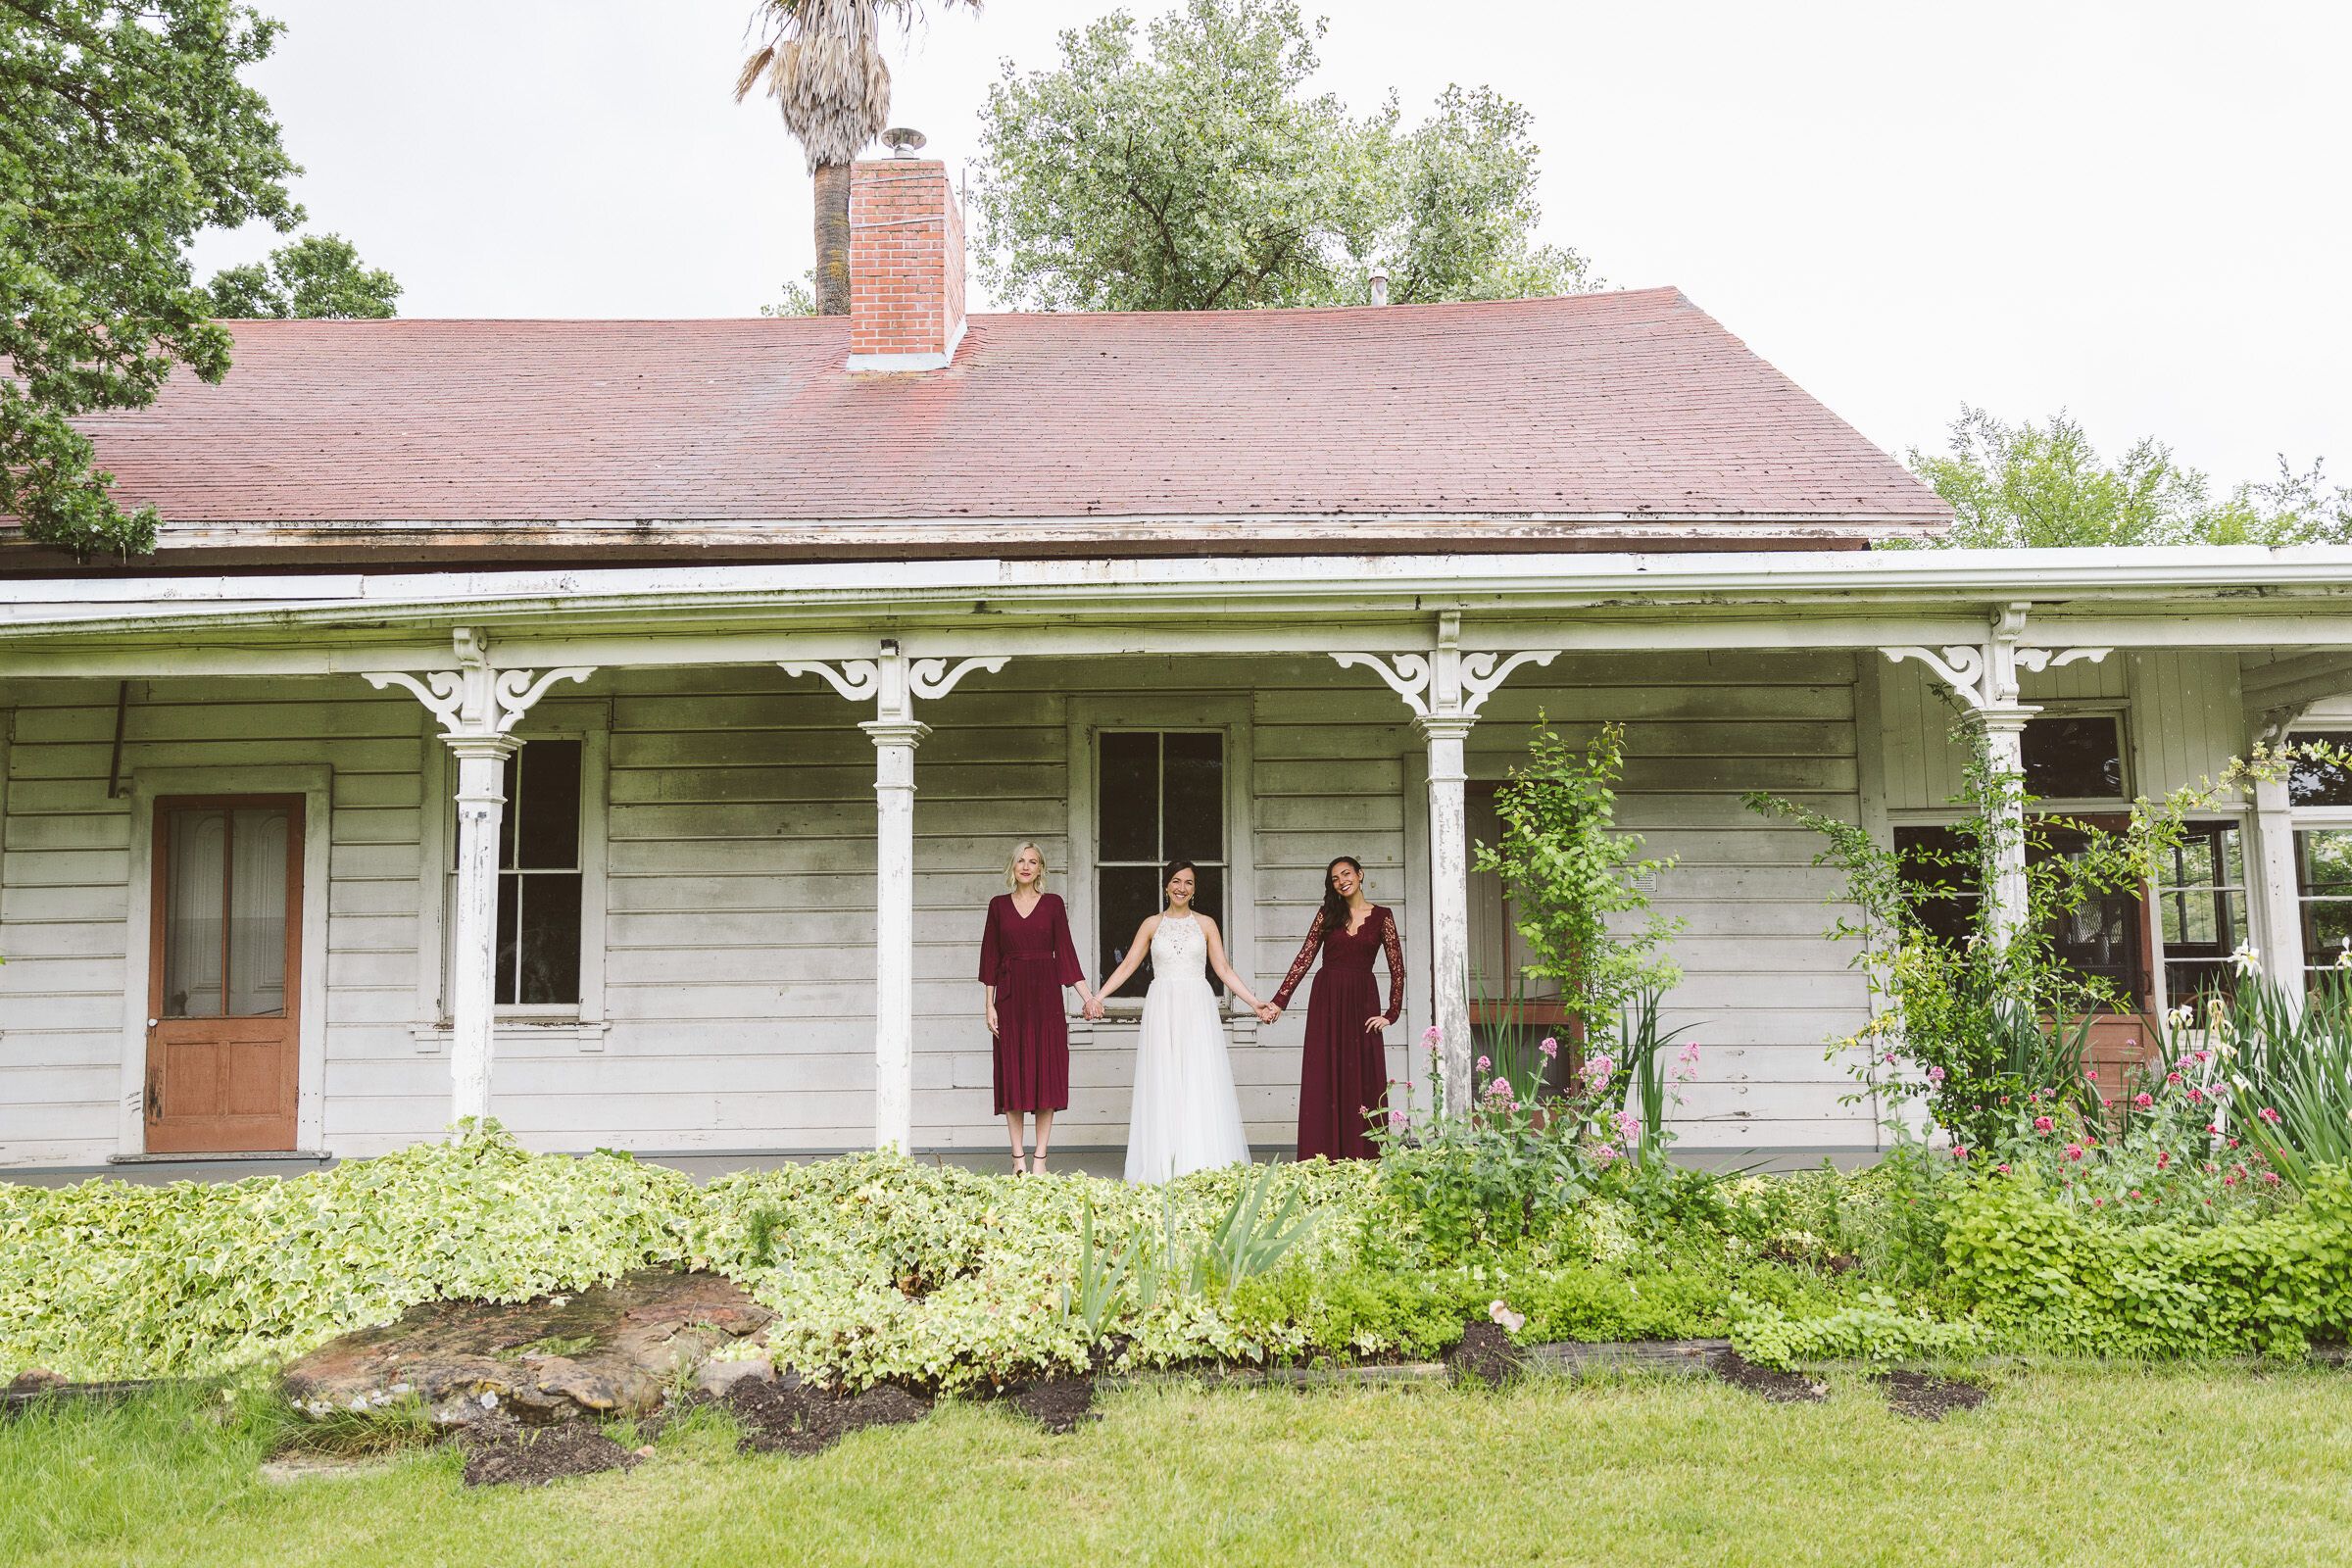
{"left": 1151, "top": 913, "right": 1209, "bottom": 983}
{"left": 1270, "top": 906, "right": 1405, "bottom": 1023}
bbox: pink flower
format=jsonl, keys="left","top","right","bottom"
{"left": 2261, "top": 1172, "right": 2281, "bottom": 1185}
{"left": 2133, "top": 1093, "right": 2153, "bottom": 1107}
{"left": 2191, "top": 1050, "right": 2210, "bottom": 1065}
{"left": 1476, "top": 1055, "right": 1492, "bottom": 1071}
{"left": 2187, "top": 1088, "right": 2205, "bottom": 1103}
{"left": 1539, "top": 1037, "right": 1558, "bottom": 1058}
{"left": 1951, "top": 1146, "right": 1970, "bottom": 1160}
{"left": 2166, "top": 1072, "right": 2182, "bottom": 1085}
{"left": 1678, "top": 1041, "right": 1701, "bottom": 1063}
{"left": 1389, "top": 1109, "right": 1408, "bottom": 1131}
{"left": 1927, "top": 1065, "right": 1946, "bottom": 1083}
{"left": 1995, "top": 1162, "right": 2012, "bottom": 1174}
{"left": 2158, "top": 1151, "right": 2171, "bottom": 1170}
{"left": 2034, "top": 1116, "right": 2054, "bottom": 1133}
{"left": 1423, "top": 1025, "right": 1442, "bottom": 1045}
{"left": 2064, "top": 1144, "right": 2085, "bottom": 1161}
{"left": 2229, "top": 1138, "right": 2240, "bottom": 1149}
{"left": 1593, "top": 1143, "right": 1621, "bottom": 1165}
{"left": 2130, "top": 1189, "right": 2142, "bottom": 1199}
{"left": 2258, "top": 1106, "right": 2283, "bottom": 1125}
{"left": 2093, "top": 1197, "right": 2105, "bottom": 1206}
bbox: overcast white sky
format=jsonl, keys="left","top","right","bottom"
{"left": 185, "top": 0, "right": 2350, "bottom": 492}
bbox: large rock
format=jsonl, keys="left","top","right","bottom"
{"left": 281, "top": 1268, "right": 771, "bottom": 1427}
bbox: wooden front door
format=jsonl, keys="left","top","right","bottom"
{"left": 145, "top": 796, "right": 303, "bottom": 1152}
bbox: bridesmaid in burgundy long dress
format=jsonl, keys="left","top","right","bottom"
{"left": 979, "top": 843, "right": 1098, "bottom": 1175}
{"left": 1265, "top": 856, "right": 1406, "bottom": 1161}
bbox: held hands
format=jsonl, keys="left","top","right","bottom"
{"left": 1255, "top": 1004, "right": 1282, "bottom": 1025}
{"left": 1082, "top": 997, "right": 1105, "bottom": 1022}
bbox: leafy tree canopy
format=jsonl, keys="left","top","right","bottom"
{"left": 973, "top": 0, "right": 1593, "bottom": 312}
{"left": 1907, "top": 406, "right": 2350, "bottom": 549}
{"left": 205, "top": 232, "right": 399, "bottom": 319}
{"left": 2, "top": 0, "right": 305, "bottom": 558}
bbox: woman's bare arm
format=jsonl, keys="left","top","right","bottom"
{"left": 1092, "top": 915, "right": 1160, "bottom": 1004}
{"left": 1199, "top": 915, "right": 1266, "bottom": 1012}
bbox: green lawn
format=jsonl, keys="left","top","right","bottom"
{"left": 8, "top": 1367, "right": 2350, "bottom": 1567}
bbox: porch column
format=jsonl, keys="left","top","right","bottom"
{"left": 1885, "top": 604, "right": 2113, "bottom": 953}
{"left": 1977, "top": 705, "right": 2035, "bottom": 950}
{"left": 1417, "top": 712, "right": 1476, "bottom": 1112}
{"left": 364, "top": 628, "right": 594, "bottom": 1130}
{"left": 1335, "top": 612, "right": 1558, "bottom": 1119}
{"left": 446, "top": 737, "right": 518, "bottom": 1122}
{"left": 784, "top": 644, "right": 1007, "bottom": 1152}
{"left": 2251, "top": 771, "right": 2306, "bottom": 988}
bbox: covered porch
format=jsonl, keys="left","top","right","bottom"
{"left": 3, "top": 549, "right": 2349, "bottom": 1172}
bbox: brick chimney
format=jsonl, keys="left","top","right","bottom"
{"left": 848, "top": 155, "right": 966, "bottom": 372}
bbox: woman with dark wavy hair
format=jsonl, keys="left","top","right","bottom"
{"left": 1263, "top": 856, "right": 1405, "bottom": 1161}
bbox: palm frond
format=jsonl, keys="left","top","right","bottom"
{"left": 736, "top": 0, "right": 982, "bottom": 173}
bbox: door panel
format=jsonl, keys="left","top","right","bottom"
{"left": 147, "top": 796, "right": 302, "bottom": 1153}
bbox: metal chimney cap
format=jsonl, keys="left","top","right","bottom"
{"left": 881, "top": 127, "right": 927, "bottom": 157}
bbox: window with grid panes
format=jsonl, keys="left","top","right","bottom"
{"left": 2154, "top": 822, "right": 2246, "bottom": 1006}
{"left": 2297, "top": 828, "right": 2352, "bottom": 982}
{"left": 1097, "top": 731, "right": 1224, "bottom": 993}
{"left": 449, "top": 740, "right": 583, "bottom": 1006}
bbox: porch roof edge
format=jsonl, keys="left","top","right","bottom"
{"left": 3, "top": 545, "right": 2351, "bottom": 647}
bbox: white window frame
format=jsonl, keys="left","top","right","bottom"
{"left": 2021, "top": 702, "right": 2133, "bottom": 812}
{"left": 1064, "top": 697, "right": 1255, "bottom": 1031}
{"left": 2146, "top": 811, "right": 2253, "bottom": 1019}
{"left": 414, "top": 707, "right": 610, "bottom": 1052}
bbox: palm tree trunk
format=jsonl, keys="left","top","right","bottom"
{"left": 813, "top": 162, "right": 853, "bottom": 317}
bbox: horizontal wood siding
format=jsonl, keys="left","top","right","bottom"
{"left": 0, "top": 679, "right": 429, "bottom": 1167}
{"left": 1470, "top": 652, "right": 1874, "bottom": 1150}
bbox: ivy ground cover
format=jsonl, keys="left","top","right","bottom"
{"left": 7, "top": 1126, "right": 2352, "bottom": 1391}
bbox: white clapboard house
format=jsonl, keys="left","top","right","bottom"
{"left": 6, "top": 153, "right": 2352, "bottom": 1173}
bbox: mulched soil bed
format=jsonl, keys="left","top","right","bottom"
{"left": 1449, "top": 1322, "right": 1533, "bottom": 1387}
{"left": 1708, "top": 1349, "right": 1828, "bottom": 1403}
{"left": 460, "top": 1421, "right": 644, "bottom": 1489}
{"left": 1006, "top": 1375, "right": 1097, "bottom": 1435}
{"left": 1882, "top": 1370, "right": 1988, "bottom": 1421}
{"left": 721, "top": 1378, "right": 932, "bottom": 1457}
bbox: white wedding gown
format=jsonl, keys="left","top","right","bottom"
{"left": 1122, "top": 913, "right": 1252, "bottom": 1184}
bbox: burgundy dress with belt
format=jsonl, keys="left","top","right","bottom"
{"left": 978, "top": 892, "right": 1084, "bottom": 1114}
{"left": 1271, "top": 906, "right": 1406, "bottom": 1160}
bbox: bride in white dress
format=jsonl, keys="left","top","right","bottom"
{"left": 1088, "top": 860, "right": 1273, "bottom": 1184}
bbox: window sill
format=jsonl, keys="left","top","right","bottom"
{"left": 413, "top": 1019, "right": 612, "bottom": 1054}
{"left": 1069, "top": 1006, "right": 1262, "bottom": 1047}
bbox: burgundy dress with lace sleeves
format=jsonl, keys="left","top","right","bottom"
{"left": 1272, "top": 905, "right": 1405, "bottom": 1160}
{"left": 980, "top": 893, "right": 1084, "bottom": 1114}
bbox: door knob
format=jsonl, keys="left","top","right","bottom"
{"left": 147, "top": 1018, "right": 160, "bottom": 1028}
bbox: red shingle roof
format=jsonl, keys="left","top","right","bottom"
{"left": 73, "top": 287, "right": 1944, "bottom": 542}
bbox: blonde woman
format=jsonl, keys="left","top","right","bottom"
{"left": 979, "top": 843, "right": 1098, "bottom": 1175}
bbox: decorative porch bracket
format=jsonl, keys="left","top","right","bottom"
{"left": 782, "top": 644, "right": 1009, "bottom": 1153}
{"left": 364, "top": 628, "right": 595, "bottom": 1131}
{"left": 1883, "top": 603, "right": 2113, "bottom": 949}
{"left": 1335, "top": 614, "right": 1559, "bottom": 1118}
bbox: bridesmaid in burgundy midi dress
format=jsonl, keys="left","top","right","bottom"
{"left": 1266, "top": 856, "right": 1406, "bottom": 1161}
{"left": 979, "top": 844, "right": 1098, "bottom": 1175}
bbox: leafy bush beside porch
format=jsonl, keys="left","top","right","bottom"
{"left": 6, "top": 1126, "right": 2350, "bottom": 1391}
